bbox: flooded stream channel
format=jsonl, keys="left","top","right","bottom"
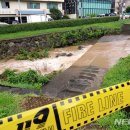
{"left": 0, "top": 44, "right": 92, "bottom": 75}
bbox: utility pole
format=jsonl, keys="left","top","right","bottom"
{"left": 18, "top": 0, "right": 22, "bottom": 23}
{"left": 80, "top": 0, "right": 83, "bottom": 18}
{"left": 74, "top": 1, "right": 76, "bottom": 15}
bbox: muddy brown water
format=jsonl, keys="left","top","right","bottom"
{"left": 0, "top": 44, "right": 92, "bottom": 75}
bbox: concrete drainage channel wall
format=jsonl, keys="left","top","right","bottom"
{"left": 0, "top": 34, "right": 49, "bottom": 59}
{"left": 0, "top": 84, "right": 40, "bottom": 95}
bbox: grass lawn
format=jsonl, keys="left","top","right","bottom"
{"left": 0, "top": 69, "right": 58, "bottom": 90}
{"left": 97, "top": 55, "right": 130, "bottom": 130}
{"left": 0, "top": 92, "right": 24, "bottom": 118}
{"left": 0, "top": 20, "right": 129, "bottom": 40}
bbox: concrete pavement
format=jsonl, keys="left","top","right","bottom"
{"left": 43, "top": 35, "right": 130, "bottom": 98}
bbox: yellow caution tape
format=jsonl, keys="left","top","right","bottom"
{"left": 0, "top": 81, "right": 130, "bottom": 130}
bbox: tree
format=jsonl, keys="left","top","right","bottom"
{"left": 50, "top": 8, "right": 62, "bottom": 20}
{"left": 126, "top": 6, "right": 130, "bottom": 13}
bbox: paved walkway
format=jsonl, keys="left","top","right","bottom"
{"left": 43, "top": 35, "right": 130, "bottom": 98}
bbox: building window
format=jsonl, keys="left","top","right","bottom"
{"left": 27, "top": 2, "right": 40, "bottom": 9}
{"left": 1, "top": 1, "right": 10, "bottom": 8}
{"left": 47, "top": 3, "right": 58, "bottom": 9}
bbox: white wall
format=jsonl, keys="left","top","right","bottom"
{"left": 58, "top": 3, "right": 62, "bottom": 11}
{"left": 40, "top": 3, "right": 47, "bottom": 10}
{"left": 126, "top": 0, "right": 130, "bottom": 7}
{"left": 27, "top": 15, "right": 47, "bottom": 23}
{"left": 10, "top": 1, "right": 27, "bottom": 10}
{"left": 0, "top": 1, "right": 63, "bottom": 14}
{"left": 68, "top": 14, "right": 76, "bottom": 19}
{"left": 10, "top": 1, "right": 63, "bottom": 11}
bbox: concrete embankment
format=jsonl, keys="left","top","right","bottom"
{"left": 43, "top": 35, "right": 130, "bottom": 98}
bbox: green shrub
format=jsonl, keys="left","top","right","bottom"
{"left": 2, "top": 69, "right": 16, "bottom": 78}
{"left": 39, "top": 48, "right": 49, "bottom": 58}
{"left": 87, "top": 14, "right": 96, "bottom": 17}
{"left": 16, "top": 49, "right": 49, "bottom": 60}
{"left": 50, "top": 8, "right": 62, "bottom": 20}
{"left": 0, "top": 69, "right": 58, "bottom": 90}
{"left": 47, "top": 27, "right": 119, "bottom": 48}
{"left": 126, "top": 6, "right": 130, "bottom": 13}
{"left": 0, "top": 16, "right": 119, "bottom": 34}
{"left": 15, "top": 49, "right": 28, "bottom": 60}
{"left": 18, "top": 70, "right": 38, "bottom": 84}
{"left": 62, "top": 15, "right": 70, "bottom": 19}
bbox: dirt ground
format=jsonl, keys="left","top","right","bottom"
{"left": 21, "top": 95, "right": 59, "bottom": 110}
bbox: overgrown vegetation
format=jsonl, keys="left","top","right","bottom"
{"left": 50, "top": 8, "right": 62, "bottom": 20}
{"left": 16, "top": 48, "right": 49, "bottom": 60}
{"left": 0, "top": 92, "right": 23, "bottom": 118}
{"left": 47, "top": 27, "right": 119, "bottom": 48}
{"left": 126, "top": 6, "right": 130, "bottom": 13}
{"left": 97, "top": 56, "right": 130, "bottom": 130}
{"left": 0, "top": 16, "right": 119, "bottom": 34}
{"left": 0, "top": 69, "right": 58, "bottom": 90}
{"left": 62, "top": 15, "right": 70, "bottom": 19}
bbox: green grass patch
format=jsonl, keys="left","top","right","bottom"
{"left": 102, "top": 56, "right": 130, "bottom": 87}
{"left": 0, "top": 92, "right": 23, "bottom": 118}
{"left": 98, "top": 111, "right": 129, "bottom": 130}
{"left": 15, "top": 48, "right": 49, "bottom": 60}
{"left": 0, "top": 20, "right": 129, "bottom": 40}
{"left": 97, "top": 55, "right": 130, "bottom": 130}
{"left": 0, "top": 69, "right": 58, "bottom": 90}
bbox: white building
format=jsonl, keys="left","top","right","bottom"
{"left": 0, "top": 0, "right": 64, "bottom": 23}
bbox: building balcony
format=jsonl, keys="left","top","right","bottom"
{"left": 0, "top": 9, "right": 16, "bottom": 14}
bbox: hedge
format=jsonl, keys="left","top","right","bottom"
{"left": 0, "top": 16, "right": 119, "bottom": 34}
